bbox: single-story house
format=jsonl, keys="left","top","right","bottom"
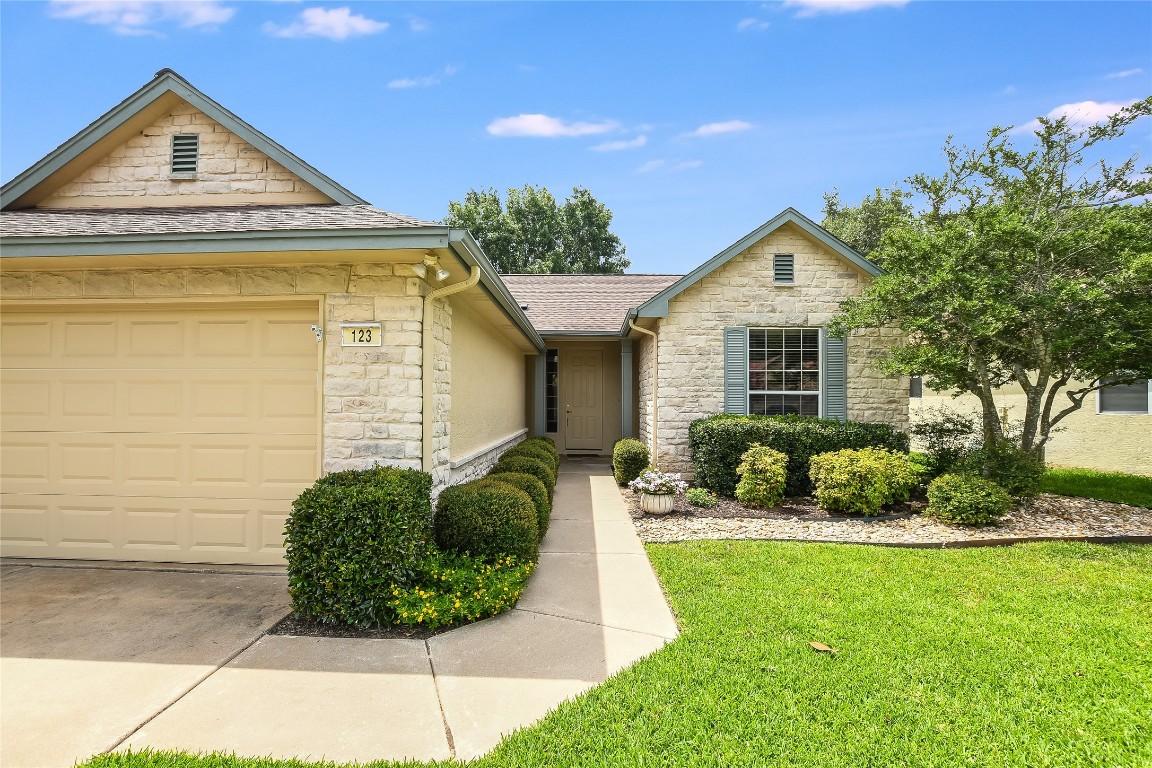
{"left": 0, "top": 70, "right": 906, "bottom": 566}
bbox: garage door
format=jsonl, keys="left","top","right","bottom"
{"left": 0, "top": 301, "right": 320, "bottom": 565}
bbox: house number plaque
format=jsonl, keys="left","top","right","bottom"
{"left": 340, "top": 323, "right": 382, "bottom": 347}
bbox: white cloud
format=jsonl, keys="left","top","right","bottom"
{"left": 635, "top": 158, "right": 702, "bottom": 174}
{"left": 487, "top": 114, "right": 619, "bottom": 138}
{"left": 264, "top": 7, "right": 387, "bottom": 40}
{"left": 1014, "top": 99, "right": 1138, "bottom": 134}
{"left": 737, "top": 17, "right": 770, "bottom": 32}
{"left": 388, "top": 65, "right": 457, "bottom": 90}
{"left": 49, "top": 1, "right": 234, "bottom": 35}
{"left": 1106, "top": 68, "right": 1144, "bottom": 79}
{"left": 407, "top": 15, "right": 430, "bottom": 32}
{"left": 590, "top": 135, "right": 648, "bottom": 152}
{"left": 786, "top": 0, "right": 909, "bottom": 17}
{"left": 684, "top": 120, "right": 754, "bottom": 138}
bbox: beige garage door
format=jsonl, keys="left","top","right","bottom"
{"left": 0, "top": 300, "right": 320, "bottom": 565}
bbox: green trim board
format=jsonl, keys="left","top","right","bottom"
{"left": 1, "top": 69, "right": 367, "bottom": 209}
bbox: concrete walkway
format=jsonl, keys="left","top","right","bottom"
{"left": 1, "top": 460, "right": 677, "bottom": 766}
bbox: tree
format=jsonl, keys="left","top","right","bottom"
{"left": 821, "top": 186, "right": 914, "bottom": 258}
{"left": 445, "top": 185, "right": 629, "bottom": 274}
{"left": 831, "top": 97, "right": 1152, "bottom": 456}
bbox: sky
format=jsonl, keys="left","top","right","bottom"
{"left": 2, "top": 0, "right": 1150, "bottom": 274}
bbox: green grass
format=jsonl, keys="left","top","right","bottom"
{"left": 1041, "top": 468, "right": 1152, "bottom": 508}
{"left": 84, "top": 541, "right": 1152, "bottom": 768}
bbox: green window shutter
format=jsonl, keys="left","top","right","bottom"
{"left": 723, "top": 326, "right": 748, "bottom": 414}
{"left": 822, "top": 329, "right": 847, "bottom": 421}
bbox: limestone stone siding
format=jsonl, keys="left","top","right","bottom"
{"left": 641, "top": 221, "right": 908, "bottom": 473}
{"left": 39, "top": 100, "right": 329, "bottom": 208}
{"left": 428, "top": 296, "right": 453, "bottom": 489}
{"left": 446, "top": 430, "right": 528, "bottom": 488}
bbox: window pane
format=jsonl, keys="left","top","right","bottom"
{"left": 767, "top": 352, "right": 784, "bottom": 371}
{"left": 784, "top": 330, "right": 802, "bottom": 349}
{"left": 1099, "top": 379, "right": 1149, "bottom": 413}
{"left": 784, "top": 371, "right": 802, "bottom": 391}
{"left": 784, "top": 350, "right": 801, "bottom": 370}
{"left": 749, "top": 349, "right": 767, "bottom": 370}
{"left": 750, "top": 394, "right": 784, "bottom": 416}
{"left": 749, "top": 329, "right": 766, "bottom": 349}
{"left": 749, "top": 371, "right": 767, "bottom": 390}
{"left": 799, "top": 395, "right": 819, "bottom": 416}
{"left": 802, "top": 371, "right": 820, "bottom": 391}
{"left": 764, "top": 371, "right": 784, "bottom": 391}
{"left": 802, "top": 329, "right": 819, "bottom": 348}
{"left": 802, "top": 349, "right": 819, "bottom": 369}
{"left": 765, "top": 329, "right": 783, "bottom": 349}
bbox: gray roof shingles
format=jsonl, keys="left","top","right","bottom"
{"left": 502, "top": 273, "right": 682, "bottom": 333}
{"left": 0, "top": 204, "right": 434, "bottom": 238}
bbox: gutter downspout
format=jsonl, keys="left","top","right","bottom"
{"left": 422, "top": 265, "right": 481, "bottom": 475}
{"left": 628, "top": 317, "right": 660, "bottom": 468}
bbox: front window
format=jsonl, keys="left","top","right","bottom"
{"left": 748, "top": 328, "right": 820, "bottom": 416}
{"left": 1099, "top": 378, "right": 1150, "bottom": 414}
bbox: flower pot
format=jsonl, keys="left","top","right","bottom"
{"left": 640, "top": 492, "right": 676, "bottom": 515}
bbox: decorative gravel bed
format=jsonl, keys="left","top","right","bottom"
{"left": 625, "top": 492, "right": 1152, "bottom": 545}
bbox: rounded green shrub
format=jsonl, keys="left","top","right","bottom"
{"left": 927, "top": 473, "right": 1012, "bottom": 526}
{"left": 491, "top": 455, "right": 556, "bottom": 496}
{"left": 686, "top": 487, "right": 718, "bottom": 508}
{"left": 502, "top": 443, "right": 559, "bottom": 473}
{"left": 285, "top": 466, "right": 433, "bottom": 627}
{"left": 954, "top": 439, "right": 1045, "bottom": 499}
{"left": 808, "top": 447, "right": 921, "bottom": 516}
{"left": 482, "top": 471, "right": 551, "bottom": 539}
{"left": 612, "top": 438, "right": 650, "bottom": 486}
{"left": 521, "top": 436, "right": 558, "bottom": 457}
{"left": 735, "top": 445, "right": 789, "bottom": 508}
{"left": 434, "top": 480, "right": 539, "bottom": 562}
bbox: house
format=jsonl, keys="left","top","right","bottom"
{"left": 0, "top": 70, "right": 907, "bottom": 567}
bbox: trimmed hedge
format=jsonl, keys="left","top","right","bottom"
{"left": 690, "top": 414, "right": 910, "bottom": 497}
{"left": 285, "top": 466, "right": 433, "bottom": 627}
{"left": 612, "top": 438, "right": 650, "bottom": 486}
{"left": 808, "top": 448, "right": 921, "bottom": 516}
{"left": 502, "top": 443, "right": 559, "bottom": 474}
{"left": 927, "top": 473, "right": 1013, "bottom": 526}
{"left": 483, "top": 471, "right": 551, "bottom": 539}
{"left": 491, "top": 455, "right": 557, "bottom": 497}
{"left": 434, "top": 480, "right": 539, "bottom": 562}
{"left": 521, "top": 436, "right": 558, "bottom": 457}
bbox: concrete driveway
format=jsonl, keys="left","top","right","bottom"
{"left": 0, "top": 561, "right": 290, "bottom": 768}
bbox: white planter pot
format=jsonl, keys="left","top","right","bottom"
{"left": 640, "top": 492, "right": 676, "bottom": 515}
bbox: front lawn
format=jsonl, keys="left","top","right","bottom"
{"left": 1041, "top": 468, "right": 1152, "bottom": 508}
{"left": 87, "top": 541, "right": 1152, "bottom": 768}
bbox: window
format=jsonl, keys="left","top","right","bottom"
{"left": 748, "top": 328, "right": 820, "bottom": 416}
{"left": 545, "top": 350, "right": 559, "bottom": 432}
{"left": 1098, "top": 378, "right": 1150, "bottom": 414}
{"left": 773, "top": 254, "right": 795, "bottom": 284}
{"left": 909, "top": 375, "right": 923, "bottom": 398}
{"left": 171, "top": 134, "right": 199, "bottom": 174}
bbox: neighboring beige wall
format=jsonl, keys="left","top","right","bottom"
{"left": 546, "top": 339, "right": 623, "bottom": 455}
{"left": 913, "top": 388, "right": 1151, "bottom": 475}
{"left": 649, "top": 221, "right": 908, "bottom": 472}
{"left": 449, "top": 297, "right": 528, "bottom": 461}
{"left": 38, "top": 100, "right": 331, "bottom": 208}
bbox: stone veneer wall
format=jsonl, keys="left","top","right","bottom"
{"left": 639, "top": 221, "right": 908, "bottom": 473}
{"left": 427, "top": 296, "right": 453, "bottom": 489}
{"left": 446, "top": 430, "right": 528, "bottom": 487}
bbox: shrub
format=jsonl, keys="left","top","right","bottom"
{"left": 434, "top": 480, "right": 539, "bottom": 562}
{"left": 389, "top": 552, "right": 535, "bottom": 630}
{"left": 521, "top": 436, "right": 558, "bottom": 457}
{"left": 686, "top": 487, "right": 718, "bottom": 508}
{"left": 735, "top": 445, "right": 789, "bottom": 508}
{"left": 808, "top": 448, "right": 921, "bottom": 516}
{"left": 612, "top": 438, "right": 650, "bottom": 485}
{"left": 502, "top": 443, "right": 559, "bottom": 473}
{"left": 491, "top": 455, "right": 556, "bottom": 497}
{"left": 926, "top": 473, "right": 1013, "bottom": 526}
{"left": 285, "top": 466, "right": 433, "bottom": 627}
{"left": 689, "top": 414, "right": 910, "bottom": 497}
{"left": 954, "top": 439, "right": 1045, "bottom": 500}
{"left": 482, "top": 471, "right": 551, "bottom": 539}
{"left": 909, "top": 407, "right": 979, "bottom": 478}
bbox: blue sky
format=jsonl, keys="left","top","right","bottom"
{"left": 2, "top": 1, "right": 1150, "bottom": 273}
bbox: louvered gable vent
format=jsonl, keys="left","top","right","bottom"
{"left": 171, "top": 134, "right": 199, "bottom": 174}
{"left": 773, "top": 254, "right": 794, "bottom": 284}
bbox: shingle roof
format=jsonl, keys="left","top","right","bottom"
{"left": 0, "top": 204, "right": 434, "bottom": 238}
{"left": 502, "top": 273, "right": 682, "bottom": 333}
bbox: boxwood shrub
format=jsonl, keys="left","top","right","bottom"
{"left": 926, "top": 472, "right": 1013, "bottom": 526}
{"left": 285, "top": 466, "right": 433, "bottom": 627}
{"left": 502, "top": 443, "right": 559, "bottom": 473}
{"left": 491, "top": 455, "right": 556, "bottom": 497}
{"left": 808, "top": 447, "right": 921, "bottom": 516}
{"left": 434, "top": 480, "right": 539, "bottom": 562}
{"left": 482, "top": 471, "right": 551, "bottom": 539}
{"left": 521, "top": 436, "right": 558, "bottom": 457}
{"left": 612, "top": 438, "right": 650, "bottom": 485}
{"left": 690, "top": 414, "right": 910, "bottom": 497}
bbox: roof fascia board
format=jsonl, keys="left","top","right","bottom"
{"left": 537, "top": 330, "right": 623, "bottom": 338}
{"left": 447, "top": 229, "right": 546, "bottom": 352}
{"left": 634, "top": 207, "right": 881, "bottom": 318}
{"left": 2, "top": 69, "right": 367, "bottom": 209}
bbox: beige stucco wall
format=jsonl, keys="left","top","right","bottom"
{"left": 913, "top": 388, "right": 1151, "bottom": 475}
{"left": 448, "top": 297, "right": 528, "bottom": 462}
{"left": 38, "top": 100, "right": 330, "bottom": 208}
{"left": 639, "top": 221, "right": 908, "bottom": 473}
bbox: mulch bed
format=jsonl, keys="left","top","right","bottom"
{"left": 267, "top": 612, "right": 448, "bottom": 640}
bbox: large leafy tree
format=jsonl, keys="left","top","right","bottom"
{"left": 832, "top": 98, "right": 1152, "bottom": 455}
{"left": 822, "top": 186, "right": 914, "bottom": 258}
{"left": 445, "top": 185, "right": 629, "bottom": 274}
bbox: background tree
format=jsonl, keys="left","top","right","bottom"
{"left": 831, "top": 97, "right": 1152, "bottom": 456}
{"left": 445, "top": 185, "right": 629, "bottom": 274}
{"left": 821, "top": 186, "right": 914, "bottom": 258}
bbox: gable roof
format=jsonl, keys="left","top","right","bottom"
{"left": 1, "top": 69, "right": 367, "bottom": 210}
{"left": 632, "top": 207, "right": 881, "bottom": 319}
{"left": 502, "top": 274, "right": 682, "bottom": 334}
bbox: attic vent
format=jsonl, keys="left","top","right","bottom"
{"left": 773, "top": 254, "right": 795, "bottom": 284}
{"left": 171, "top": 134, "right": 199, "bottom": 174}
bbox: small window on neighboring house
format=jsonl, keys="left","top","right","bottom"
{"left": 773, "top": 254, "right": 795, "bottom": 284}
{"left": 748, "top": 328, "right": 820, "bottom": 416}
{"left": 909, "top": 375, "right": 923, "bottom": 398}
{"left": 1098, "top": 378, "right": 1151, "bottom": 414}
{"left": 171, "top": 134, "right": 199, "bottom": 174}
{"left": 545, "top": 350, "right": 559, "bottom": 432}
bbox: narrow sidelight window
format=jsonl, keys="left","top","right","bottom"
{"left": 545, "top": 350, "right": 559, "bottom": 432}
{"left": 171, "top": 134, "right": 199, "bottom": 174}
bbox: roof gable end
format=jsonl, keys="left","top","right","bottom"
{"left": 2, "top": 69, "right": 367, "bottom": 210}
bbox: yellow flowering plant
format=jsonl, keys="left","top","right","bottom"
{"left": 389, "top": 551, "right": 535, "bottom": 630}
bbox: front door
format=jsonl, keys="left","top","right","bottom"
{"left": 565, "top": 349, "right": 603, "bottom": 451}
